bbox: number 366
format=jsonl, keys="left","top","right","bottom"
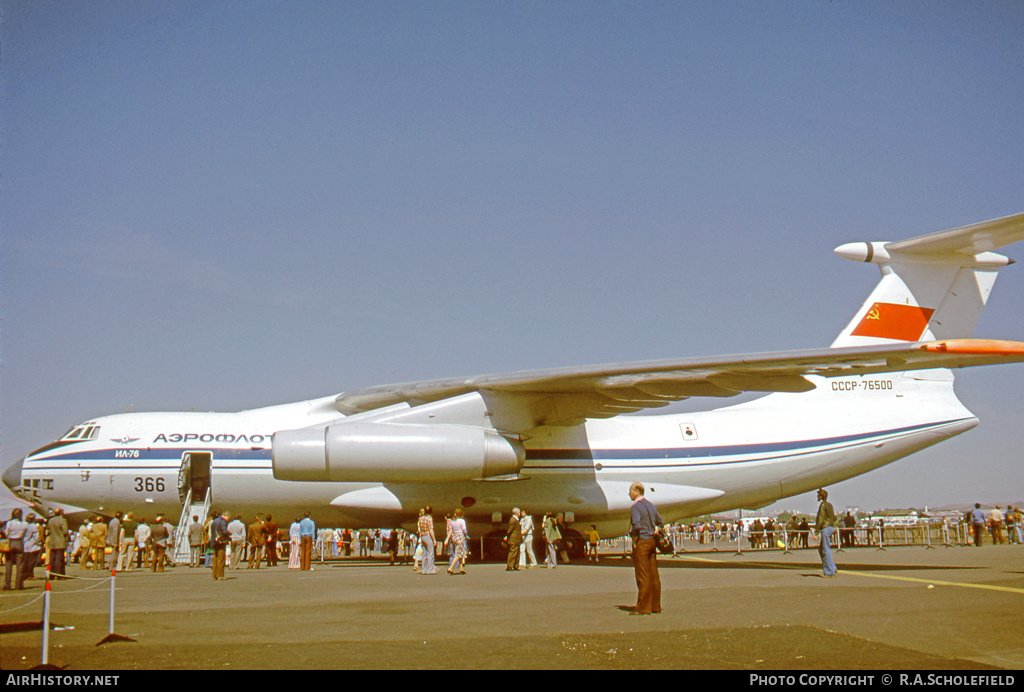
{"left": 134, "top": 477, "right": 165, "bottom": 492}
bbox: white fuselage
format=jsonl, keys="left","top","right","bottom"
{"left": 14, "top": 371, "right": 976, "bottom": 538}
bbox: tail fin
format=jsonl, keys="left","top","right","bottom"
{"left": 831, "top": 212, "right": 1024, "bottom": 348}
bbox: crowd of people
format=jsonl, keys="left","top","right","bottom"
{"left": 0, "top": 502, "right": 590, "bottom": 589}
{"left": 413, "top": 506, "right": 579, "bottom": 575}
{"left": 650, "top": 503, "right": 1024, "bottom": 552}
{"left": 3, "top": 494, "right": 1021, "bottom": 593}
{"left": 968, "top": 503, "right": 1023, "bottom": 547}
{"left": 0, "top": 486, "right": 660, "bottom": 623}
{"left": 1, "top": 508, "right": 179, "bottom": 590}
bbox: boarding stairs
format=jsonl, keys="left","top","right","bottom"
{"left": 172, "top": 487, "right": 212, "bottom": 566}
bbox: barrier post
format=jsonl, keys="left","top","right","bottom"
{"left": 41, "top": 581, "right": 51, "bottom": 667}
{"left": 674, "top": 528, "right": 688, "bottom": 554}
{"left": 96, "top": 570, "right": 136, "bottom": 646}
{"left": 109, "top": 570, "right": 115, "bottom": 634}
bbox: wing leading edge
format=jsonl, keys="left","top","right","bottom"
{"left": 334, "top": 339, "right": 1024, "bottom": 433}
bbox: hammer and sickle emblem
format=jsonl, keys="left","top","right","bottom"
{"left": 866, "top": 305, "right": 881, "bottom": 320}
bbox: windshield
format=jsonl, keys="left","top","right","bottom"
{"left": 61, "top": 423, "right": 100, "bottom": 441}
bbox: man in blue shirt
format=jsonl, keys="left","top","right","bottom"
{"left": 971, "top": 503, "right": 987, "bottom": 547}
{"left": 629, "top": 482, "right": 663, "bottom": 615}
{"left": 210, "top": 511, "right": 230, "bottom": 580}
{"left": 299, "top": 512, "right": 316, "bottom": 570}
{"left": 815, "top": 489, "right": 838, "bottom": 577}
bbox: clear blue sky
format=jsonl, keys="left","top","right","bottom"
{"left": 2, "top": 1, "right": 1022, "bottom": 516}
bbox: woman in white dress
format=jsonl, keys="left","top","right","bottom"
{"left": 288, "top": 518, "right": 301, "bottom": 569}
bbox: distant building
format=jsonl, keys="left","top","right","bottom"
{"left": 869, "top": 509, "right": 923, "bottom": 526}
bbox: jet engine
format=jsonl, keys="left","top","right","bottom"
{"left": 272, "top": 422, "right": 525, "bottom": 482}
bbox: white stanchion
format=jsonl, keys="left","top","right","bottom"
{"left": 109, "top": 570, "right": 115, "bottom": 634}
{"left": 96, "top": 570, "right": 136, "bottom": 645}
{"left": 41, "top": 581, "right": 51, "bottom": 667}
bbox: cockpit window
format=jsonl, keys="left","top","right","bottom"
{"left": 62, "top": 423, "right": 100, "bottom": 441}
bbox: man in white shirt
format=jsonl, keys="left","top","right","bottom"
{"left": 518, "top": 510, "right": 538, "bottom": 569}
{"left": 23, "top": 514, "right": 42, "bottom": 580}
{"left": 228, "top": 515, "right": 246, "bottom": 568}
{"left": 135, "top": 519, "right": 152, "bottom": 570}
{"left": 990, "top": 506, "right": 1005, "bottom": 544}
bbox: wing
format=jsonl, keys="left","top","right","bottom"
{"left": 334, "top": 339, "right": 1024, "bottom": 433}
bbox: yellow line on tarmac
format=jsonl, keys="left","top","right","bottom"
{"left": 674, "top": 555, "right": 1024, "bottom": 595}
{"left": 837, "top": 570, "right": 1024, "bottom": 595}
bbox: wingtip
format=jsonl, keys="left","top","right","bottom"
{"left": 920, "top": 339, "right": 1024, "bottom": 356}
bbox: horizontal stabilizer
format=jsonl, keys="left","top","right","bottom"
{"left": 832, "top": 211, "right": 1024, "bottom": 347}
{"left": 886, "top": 211, "right": 1024, "bottom": 256}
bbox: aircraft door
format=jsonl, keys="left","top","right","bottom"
{"left": 177, "top": 451, "right": 212, "bottom": 505}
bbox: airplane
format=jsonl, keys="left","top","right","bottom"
{"left": 5, "top": 211, "right": 1024, "bottom": 558}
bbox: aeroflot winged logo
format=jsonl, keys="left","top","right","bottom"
{"left": 851, "top": 302, "right": 934, "bottom": 341}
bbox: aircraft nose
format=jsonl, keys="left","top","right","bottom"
{"left": 2, "top": 458, "right": 24, "bottom": 490}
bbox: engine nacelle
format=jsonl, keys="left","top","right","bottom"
{"left": 272, "top": 422, "right": 525, "bottom": 482}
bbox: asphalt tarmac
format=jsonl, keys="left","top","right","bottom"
{"left": 2, "top": 542, "right": 1022, "bottom": 671}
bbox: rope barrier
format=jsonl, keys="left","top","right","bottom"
{"left": 667, "top": 522, "right": 986, "bottom": 554}
{"left": 0, "top": 590, "right": 46, "bottom": 613}
{"left": 45, "top": 569, "right": 112, "bottom": 582}
{"left": 1, "top": 566, "right": 136, "bottom": 666}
